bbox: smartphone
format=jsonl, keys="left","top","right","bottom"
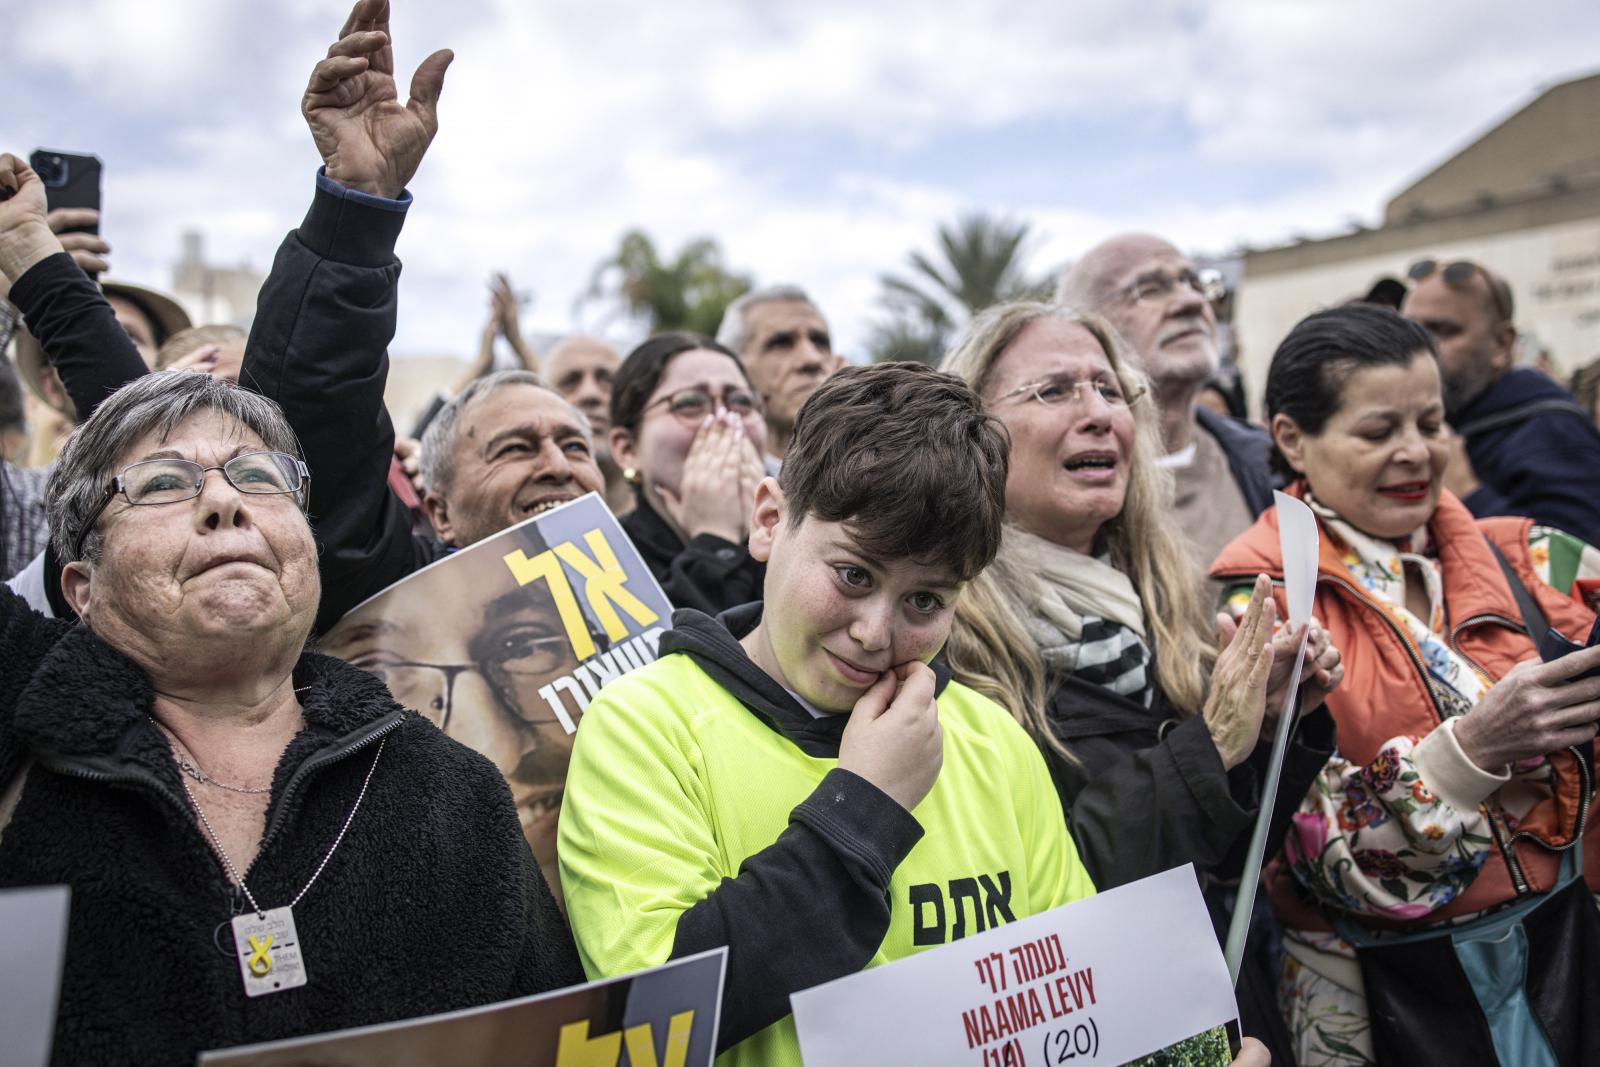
{"left": 1539, "top": 615, "right": 1600, "bottom": 680}
{"left": 28, "top": 149, "right": 101, "bottom": 235}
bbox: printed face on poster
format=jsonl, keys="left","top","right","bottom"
{"left": 791, "top": 866, "right": 1240, "bottom": 1067}
{"left": 320, "top": 494, "right": 671, "bottom": 905}
{"left": 199, "top": 947, "right": 726, "bottom": 1067}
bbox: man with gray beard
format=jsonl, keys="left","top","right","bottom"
{"left": 1060, "top": 235, "right": 1273, "bottom": 576}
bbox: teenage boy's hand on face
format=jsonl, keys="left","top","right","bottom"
{"left": 302, "top": 0, "right": 453, "bottom": 200}
{"left": 656, "top": 411, "right": 753, "bottom": 544}
{"left": 1204, "top": 573, "right": 1275, "bottom": 770}
{"left": 838, "top": 662, "right": 943, "bottom": 814}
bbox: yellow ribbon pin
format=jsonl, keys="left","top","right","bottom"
{"left": 246, "top": 934, "right": 275, "bottom": 977}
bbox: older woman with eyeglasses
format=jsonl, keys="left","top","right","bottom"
{"left": 940, "top": 302, "right": 1343, "bottom": 1060}
{"left": 608, "top": 332, "right": 769, "bottom": 613}
{"left": 0, "top": 372, "right": 582, "bottom": 1065}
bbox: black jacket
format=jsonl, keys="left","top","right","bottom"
{"left": 0, "top": 589, "right": 583, "bottom": 1065}
{"left": 1195, "top": 405, "right": 1276, "bottom": 517}
{"left": 621, "top": 495, "right": 765, "bottom": 614}
{"left": 1456, "top": 367, "right": 1600, "bottom": 543}
{"left": 1042, "top": 672, "right": 1334, "bottom": 1066}
{"left": 242, "top": 182, "right": 448, "bottom": 635}
{"left": 1043, "top": 674, "right": 1333, "bottom": 890}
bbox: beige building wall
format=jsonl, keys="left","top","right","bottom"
{"left": 1235, "top": 216, "right": 1600, "bottom": 416}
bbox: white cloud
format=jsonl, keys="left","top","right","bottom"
{"left": 10, "top": 0, "right": 1598, "bottom": 370}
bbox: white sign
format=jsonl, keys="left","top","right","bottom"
{"left": 791, "top": 866, "right": 1237, "bottom": 1067}
{"left": 0, "top": 885, "right": 70, "bottom": 1067}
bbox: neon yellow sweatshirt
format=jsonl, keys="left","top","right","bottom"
{"left": 559, "top": 608, "right": 1095, "bottom": 1067}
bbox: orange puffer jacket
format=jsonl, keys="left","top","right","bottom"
{"left": 1211, "top": 483, "right": 1599, "bottom": 931}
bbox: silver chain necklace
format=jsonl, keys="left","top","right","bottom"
{"left": 157, "top": 722, "right": 274, "bottom": 795}
{"left": 178, "top": 737, "right": 386, "bottom": 997}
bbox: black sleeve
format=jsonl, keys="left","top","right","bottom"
{"left": 659, "top": 536, "right": 765, "bottom": 615}
{"left": 8, "top": 252, "right": 149, "bottom": 420}
{"left": 1214, "top": 705, "right": 1337, "bottom": 881}
{"left": 668, "top": 768, "right": 924, "bottom": 1051}
{"left": 1049, "top": 715, "right": 1255, "bottom": 890}
{"left": 239, "top": 183, "right": 441, "bottom": 635}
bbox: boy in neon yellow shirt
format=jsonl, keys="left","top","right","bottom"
{"left": 559, "top": 363, "right": 1096, "bottom": 1067}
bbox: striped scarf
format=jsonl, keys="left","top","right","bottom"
{"left": 1001, "top": 526, "right": 1154, "bottom": 707}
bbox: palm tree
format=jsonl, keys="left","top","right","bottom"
{"left": 871, "top": 213, "right": 1044, "bottom": 364}
{"left": 579, "top": 230, "right": 752, "bottom": 338}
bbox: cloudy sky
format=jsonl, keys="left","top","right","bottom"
{"left": 10, "top": 0, "right": 1599, "bottom": 360}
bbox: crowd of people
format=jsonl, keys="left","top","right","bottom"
{"left": 2, "top": 4, "right": 1599, "bottom": 1066}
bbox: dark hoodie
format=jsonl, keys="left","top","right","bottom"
{"left": 659, "top": 603, "right": 930, "bottom": 1049}
{"left": 1456, "top": 367, "right": 1600, "bottom": 543}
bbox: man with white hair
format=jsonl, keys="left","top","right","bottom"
{"left": 716, "top": 284, "right": 842, "bottom": 469}
{"left": 1060, "top": 235, "right": 1273, "bottom": 575}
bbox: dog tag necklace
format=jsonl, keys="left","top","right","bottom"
{"left": 177, "top": 738, "right": 386, "bottom": 997}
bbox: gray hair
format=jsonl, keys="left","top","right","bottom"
{"left": 715, "top": 284, "right": 817, "bottom": 356}
{"left": 419, "top": 370, "right": 592, "bottom": 495}
{"left": 48, "top": 371, "right": 305, "bottom": 563}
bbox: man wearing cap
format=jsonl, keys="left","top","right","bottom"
{"left": 1403, "top": 257, "right": 1600, "bottom": 542}
{"left": 1060, "top": 234, "right": 1275, "bottom": 577}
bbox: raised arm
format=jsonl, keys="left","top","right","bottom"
{"left": 240, "top": 0, "right": 453, "bottom": 634}
{"left": 0, "top": 154, "right": 148, "bottom": 422}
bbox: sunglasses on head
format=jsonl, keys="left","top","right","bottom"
{"left": 1407, "top": 259, "right": 1513, "bottom": 323}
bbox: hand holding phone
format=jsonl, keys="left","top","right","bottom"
{"left": 1540, "top": 615, "right": 1600, "bottom": 682}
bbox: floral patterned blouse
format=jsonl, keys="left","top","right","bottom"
{"left": 1224, "top": 509, "right": 1600, "bottom": 923}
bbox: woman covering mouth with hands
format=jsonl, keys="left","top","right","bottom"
{"left": 608, "top": 333, "right": 769, "bottom": 614}
{"left": 1212, "top": 304, "right": 1600, "bottom": 1066}
{"left": 940, "top": 302, "right": 1343, "bottom": 1063}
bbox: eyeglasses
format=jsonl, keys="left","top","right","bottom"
{"left": 353, "top": 637, "right": 573, "bottom": 732}
{"left": 642, "top": 385, "right": 761, "bottom": 422}
{"left": 1116, "top": 267, "right": 1226, "bottom": 307}
{"left": 1406, "top": 259, "right": 1513, "bottom": 322}
{"left": 999, "top": 374, "right": 1145, "bottom": 410}
{"left": 74, "top": 451, "right": 310, "bottom": 560}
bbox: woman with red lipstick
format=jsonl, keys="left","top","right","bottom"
{"left": 1213, "top": 304, "right": 1600, "bottom": 1066}
{"left": 941, "top": 302, "right": 1343, "bottom": 1063}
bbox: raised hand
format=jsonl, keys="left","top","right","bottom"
{"left": 1216, "top": 612, "right": 1345, "bottom": 716}
{"left": 1455, "top": 643, "right": 1600, "bottom": 771}
{"left": 1204, "top": 573, "right": 1276, "bottom": 769}
{"left": 302, "top": 0, "right": 453, "bottom": 200}
{"left": 0, "top": 154, "right": 63, "bottom": 287}
{"left": 838, "top": 662, "right": 943, "bottom": 812}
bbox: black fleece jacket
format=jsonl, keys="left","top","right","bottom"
{"left": 660, "top": 604, "right": 929, "bottom": 1050}
{"left": 621, "top": 495, "right": 766, "bottom": 614}
{"left": 0, "top": 588, "right": 582, "bottom": 1065}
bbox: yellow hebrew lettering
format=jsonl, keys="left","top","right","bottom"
{"left": 622, "top": 1011, "right": 696, "bottom": 1067}
{"left": 554, "top": 1020, "right": 622, "bottom": 1067}
{"left": 553, "top": 529, "right": 661, "bottom": 641}
{"left": 503, "top": 548, "right": 595, "bottom": 659}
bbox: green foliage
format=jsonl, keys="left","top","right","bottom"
{"left": 1125, "top": 1025, "right": 1233, "bottom": 1067}
{"left": 582, "top": 230, "right": 752, "bottom": 337}
{"left": 869, "top": 212, "right": 1045, "bottom": 365}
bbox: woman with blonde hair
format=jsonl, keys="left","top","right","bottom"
{"left": 941, "top": 301, "right": 1341, "bottom": 1058}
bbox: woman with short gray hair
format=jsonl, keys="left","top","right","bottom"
{"left": 0, "top": 371, "right": 581, "bottom": 1064}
